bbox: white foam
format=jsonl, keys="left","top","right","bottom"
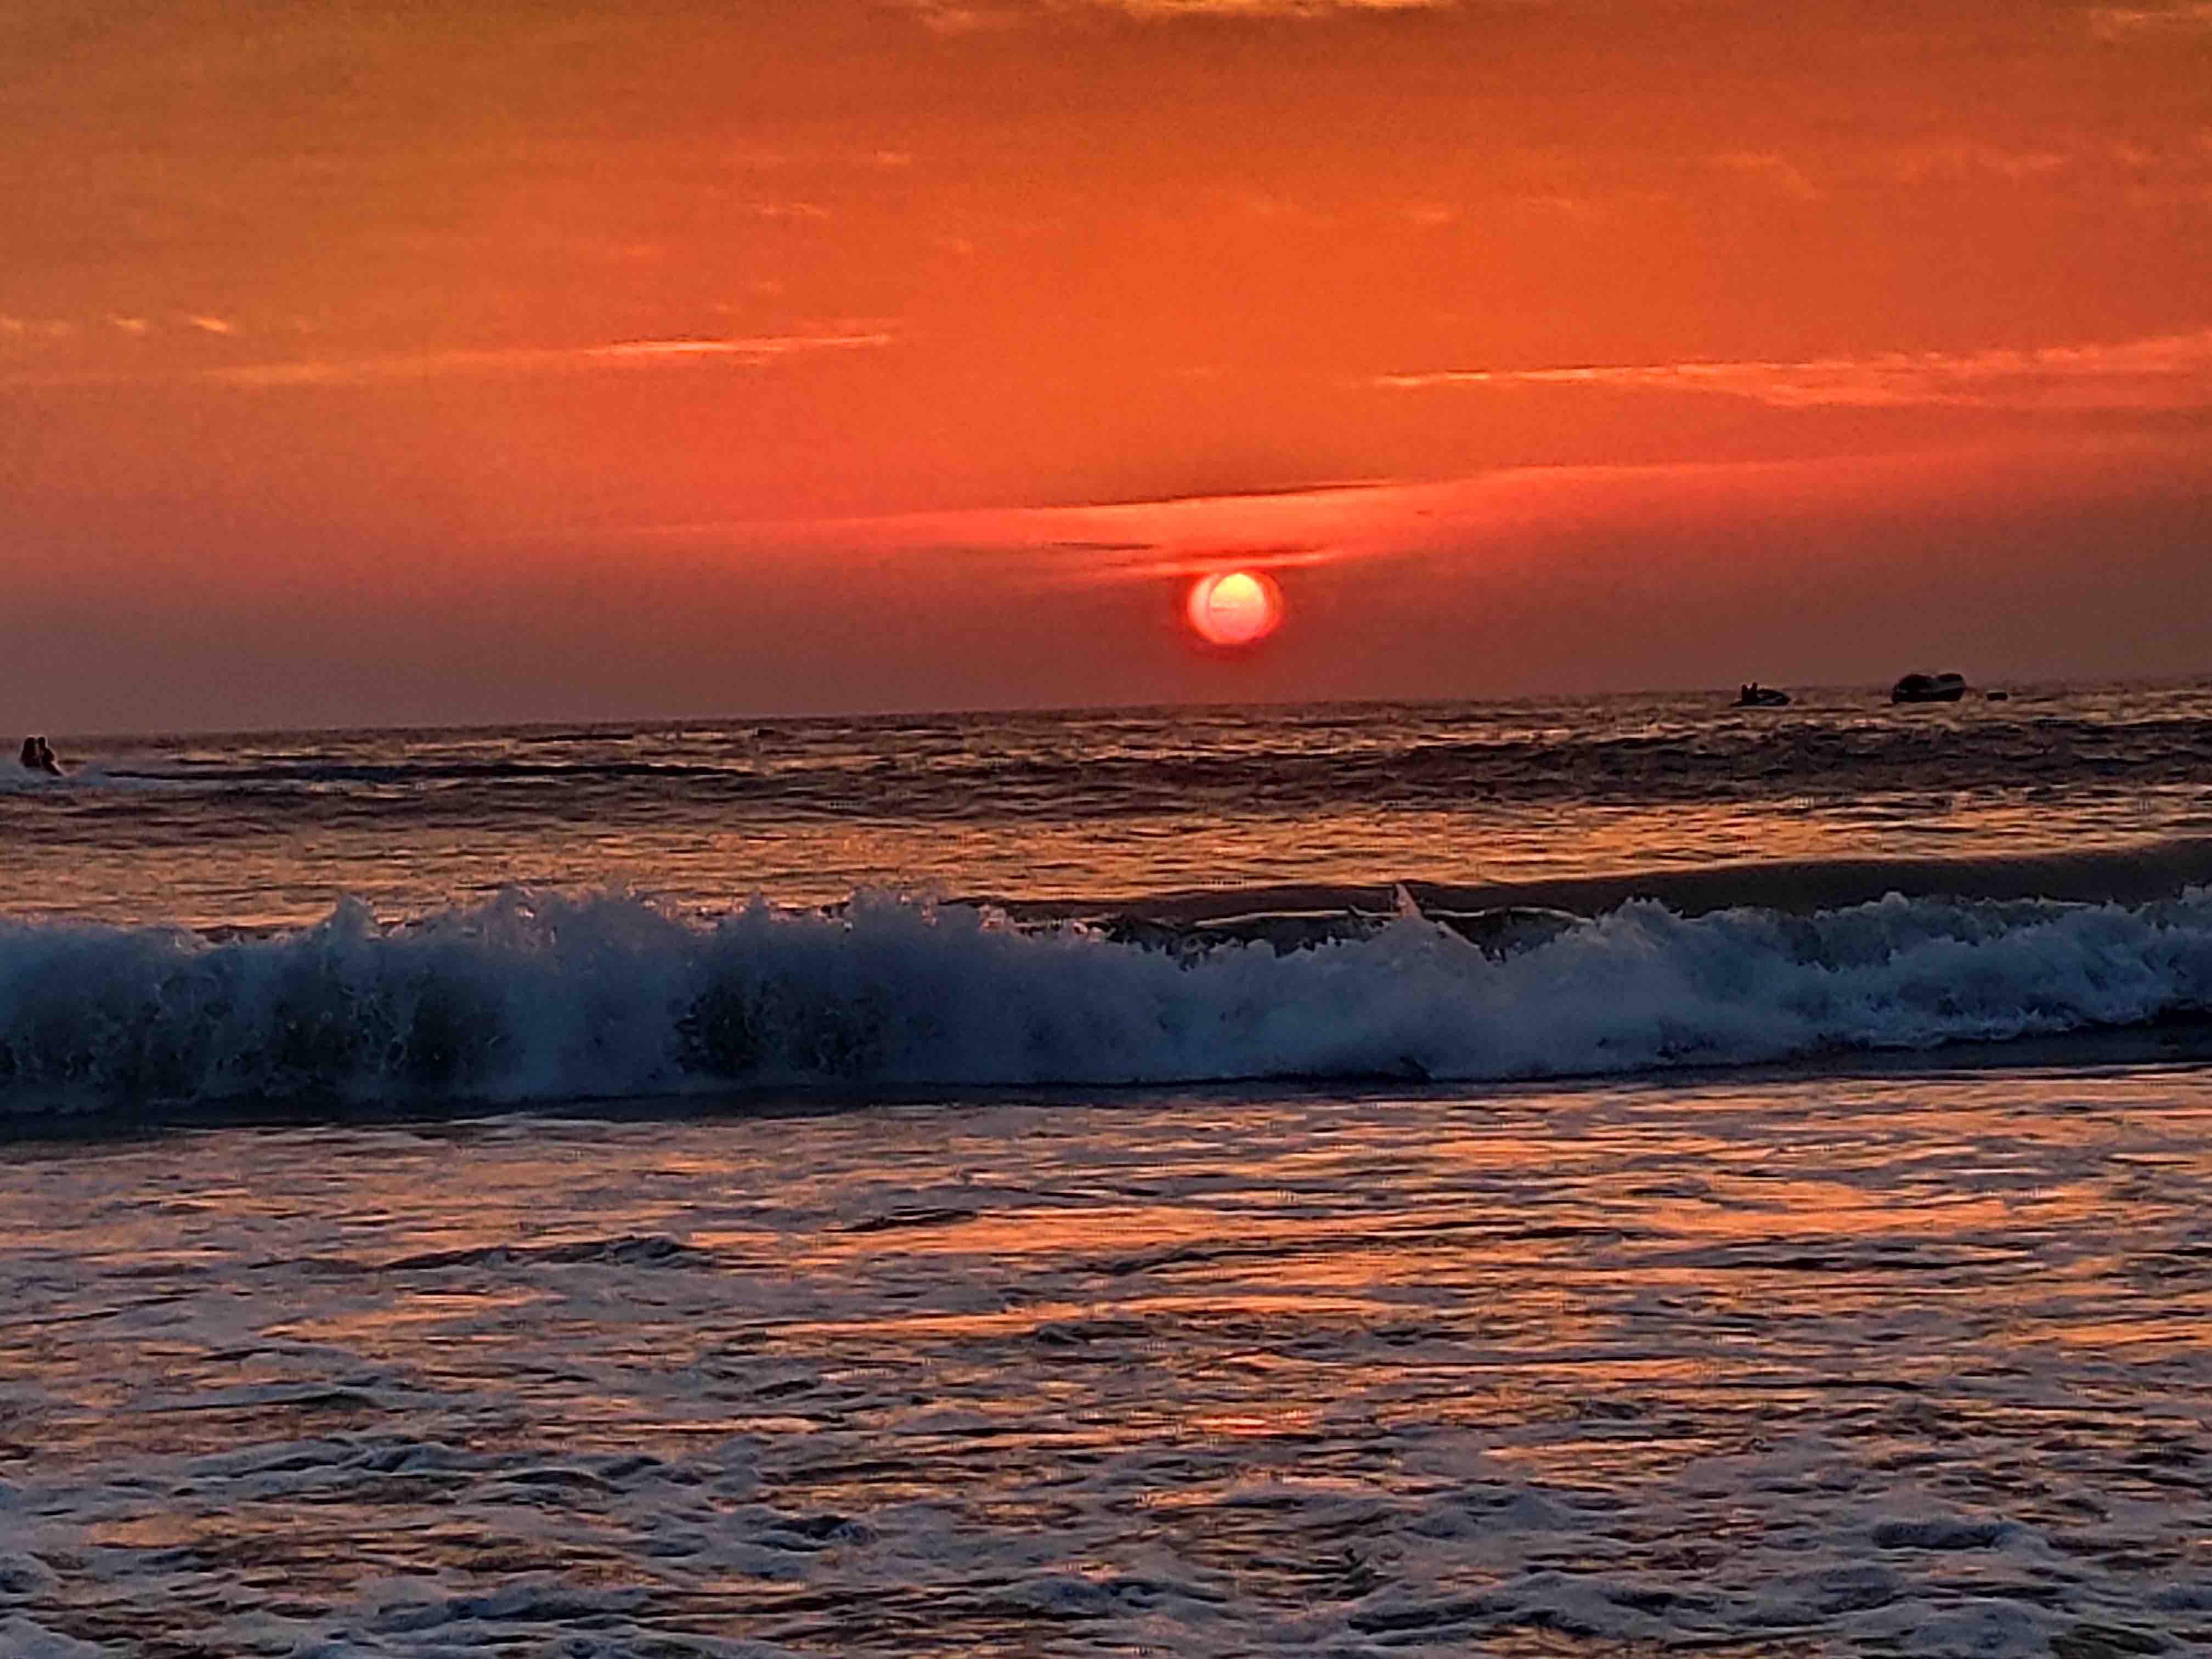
{"left": 2, "top": 885, "right": 2210, "bottom": 1113}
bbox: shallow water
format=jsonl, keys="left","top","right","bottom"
{"left": 6, "top": 1063, "right": 2212, "bottom": 1655}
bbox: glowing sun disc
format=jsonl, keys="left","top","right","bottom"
{"left": 1187, "top": 569, "right": 1283, "bottom": 647}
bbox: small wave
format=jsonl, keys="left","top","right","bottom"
{"left": 379, "top": 1234, "right": 712, "bottom": 1272}
{"left": 106, "top": 759, "right": 737, "bottom": 788}
{"left": 992, "top": 838, "right": 2212, "bottom": 926}
{"left": 0, "top": 763, "right": 193, "bottom": 796}
{"left": 1407, "top": 837, "right": 2212, "bottom": 918}
{"left": 4, "top": 883, "right": 2212, "bottom": 1118}
{"left": 75, "top": 708, "right": 2212, "bottom": 814}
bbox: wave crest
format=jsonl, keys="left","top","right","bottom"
{"left": 3, "top": 885, "right": 2211, "bottom": 1114}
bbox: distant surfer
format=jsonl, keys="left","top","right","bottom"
{"left": 18, "top": 736, "right": 60, "bottom": 776}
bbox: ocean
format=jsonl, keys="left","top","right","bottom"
{"left": 6, "top": 682, "right": 2212, "bottom": 1654}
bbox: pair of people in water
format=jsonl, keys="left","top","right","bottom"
{"left": 18, "top": 736, "right": 60, "bottom": 776}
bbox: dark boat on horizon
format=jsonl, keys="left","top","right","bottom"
{"left": 1891, "top": 672, "right": 1967, "bottom": 704}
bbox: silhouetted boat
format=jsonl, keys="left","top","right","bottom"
{"left": 1733, "top": 684, "right": 1791, "bottom": 708}
{"left": 1891, "top": 672, "right": 1966, "bottom": 704}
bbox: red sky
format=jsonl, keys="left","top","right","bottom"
{"left": 3, "top": 0, "right": 2209, "bottom": 729}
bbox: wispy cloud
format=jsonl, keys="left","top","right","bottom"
{"left": 0, "top": 332, "right": 895, "bottom": 392}
{"left": 1372, "top": 329, "right": 2212, "bottom": 412}
{"left": 2087, "top": 3, "right": 2212, "bottom": 38}
{"left": 1711, "top": 151, "right": 1822, "bottom": 201}
{"left": 0, "top": 315, "right": 76, "bottom": 342}
{"left": 1088, "top": 0, "right": 1452, "bottom": 12}
{"left": 1877, "top": 142, "right": 2072, "bottom": 185}
{"left": 906, "top": 0, "right": 1451, "bottom": 27}
{"left": 214, "top": 333, "right": 894, "bottom": 387}
{"left": 600, "top": 477, "right": 1445, "bottom": 589}
{"left": 565, "top": 435, "right": 2207, "bottom": 595}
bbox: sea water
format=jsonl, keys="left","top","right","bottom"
{"left": 4, "top": 683, "right": 2212, "bottom": 1653}
{"left": 7, "top": 1073, "right": 2212, "bottom": 1655}
{"left": 5, "top": 682, "right": 2210, "bottom": 931}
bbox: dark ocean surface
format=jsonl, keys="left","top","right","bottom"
{"left": 8, "top": 682, "right": 2210, "bottom": 928}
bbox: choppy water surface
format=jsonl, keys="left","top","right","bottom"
{"left": 7, "top": 1065, "right": 2212, "bottom": 1655}
{"left": 8, "top": 682, "right": 2212, "bottom": 928}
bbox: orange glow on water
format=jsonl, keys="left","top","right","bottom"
{"left": 1186, "top": 571, "right": 1283, "bottom": 648}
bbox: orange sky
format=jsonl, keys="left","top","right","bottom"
{"left": 3, "top": 0, "right": 2209, "bottom": 729}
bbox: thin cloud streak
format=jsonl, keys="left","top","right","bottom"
{"left": 216, "top": 333, "right": 895, "bottom": 387}
{"left": 1373, "top": 329, "right": 2212, "bottom": 411}
{"left": 585, "top": 436, "right": 2209, "bottom": 597}
{"left": 586, "top": 478, "right": 1433, "bottom": 589}
{"left": 905, "top": 0, "right": 1451, "bottom": 27}
{"left": 0, "top": 333, "right": 896, "bottom": 392}
{"left": 585, "top": 467, "right": 1747, "bottom": 594}
{"left": 2087, "top": 4, "right": 2212, "bottom": 37}
{"left": 1094, "top": 0, "right": 1453, "bottom": 12}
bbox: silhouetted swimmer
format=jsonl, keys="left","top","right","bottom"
{"left": 19, "top": 736, "right": 60, "bottom": 776}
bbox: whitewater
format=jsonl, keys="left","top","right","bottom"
{"left": 7, "top": 883, "right": 2212, "bottom": 1113}
{"left": 7, "top": 684, "right": 2212, "bottom": 1654}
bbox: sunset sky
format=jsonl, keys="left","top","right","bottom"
{"left": 4, "top": 0, "right": 2209, "bottom": 730}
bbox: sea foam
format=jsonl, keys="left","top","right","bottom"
{"left": 2, "top": 885, "right": 2210, "bottom": 1114}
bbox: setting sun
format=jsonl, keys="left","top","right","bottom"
{"left": 1186, "top": 570, "right": 1284, "bottom": 648}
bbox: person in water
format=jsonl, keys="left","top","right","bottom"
{"left": 19, "top": 736, "right": 60, "bottom": 776}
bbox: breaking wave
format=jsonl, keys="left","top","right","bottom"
{"left": 5, "top": 883, "right": 2212, "bottom": 1118}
